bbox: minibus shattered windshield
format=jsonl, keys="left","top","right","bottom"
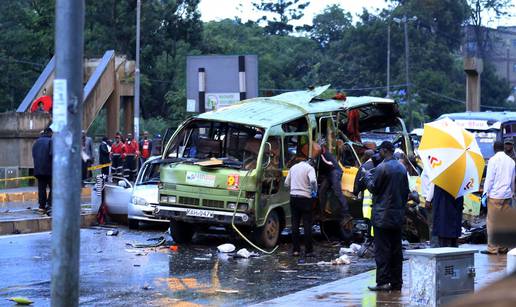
{"left": 165, "top": 120, "right": 264, "bottom": 170}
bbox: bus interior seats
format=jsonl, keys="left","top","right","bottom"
{"left": 196, "top": 138, "right": 222, "bottom": 158}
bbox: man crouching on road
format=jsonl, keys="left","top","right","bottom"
{"left": 365, "top": 141, "right": 409, "bottom": 292}
{"left": 285, "top": 150, "right": 319, "bottom": 257}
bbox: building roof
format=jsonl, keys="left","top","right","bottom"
{"left": 439, "top": 111, "right": 516, "bottom": 123}
{"left": 197, "top": 85, "right": 396, "bottom": 128}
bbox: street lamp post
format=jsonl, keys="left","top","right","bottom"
{"left": 134, "top": 0, "right": 141, "bottom": 142}
{"left": 393, "top": 15, "right": 417, "bottom": 126}
{"left": 386, "top": 22, "right": 391, "bottom": 97}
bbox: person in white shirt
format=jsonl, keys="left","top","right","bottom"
{"left": 482, "top": 140, "right": 516, "bottom": 254}
{"left": 285, "top": 156, "right": 318, "bottom": 257}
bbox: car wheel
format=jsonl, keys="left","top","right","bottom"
{"left": 128, "top": 219, "right": 139, "bottom": 230}
{"left": 170, "top": 220, "right": 194, "bottom": 244}
{"left": 255, "top": 210, "right": 281, "bottom": 249}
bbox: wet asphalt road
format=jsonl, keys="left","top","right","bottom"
{"left": 0, "top": 226, "right": 375, "bottom": 306}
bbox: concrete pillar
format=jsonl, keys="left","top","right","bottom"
{"left": 464, "top": 57, "right": 483, "bottom": 112}
{"left": 124, "top": 96, "right": 134, "bottom": 135}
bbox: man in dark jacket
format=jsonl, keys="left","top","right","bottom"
{"left": 32, "top": 128, "right": 53, "bottom": 213}
{"left": 98, "top": 136, "right": 111, "bottom": 176}
{"left": 318, "top": 143, "right": 352, "bottom": 224}
{"left": 365, "top": 141, "right": 409, "bottom": 292}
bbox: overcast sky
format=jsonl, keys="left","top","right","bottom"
{"left": 198, "top": 0, "right": 515, "bottom": 27}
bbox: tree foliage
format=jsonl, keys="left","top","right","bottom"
{"left": 252, "top": 0, "right": 310, "bottom": 35}
{"left": 0, "top": 0, "right": 513, "bottom": 132}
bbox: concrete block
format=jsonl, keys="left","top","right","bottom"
{"left": 38, "top": 217, "right": 52, "bottom": 232}
{"left": 13, "top": 219, "right": 36, "bottom": 234}
{"left": 23, "top": 192, "right": 38, "bottom": 202}
{"left": 7, "top": 193, "right": 23, "bottom": 202}
{"left": 0, "top": 222, "right": 15, "bottom": 235}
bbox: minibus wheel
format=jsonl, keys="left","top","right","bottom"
{"left": 255, "top": 210, "right": 280, "bottom": 249}
{"left": 169, "top": 220, "right": 194, "bottom": 243}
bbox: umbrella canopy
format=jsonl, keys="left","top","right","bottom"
{"left": 30, "top": 95, "right": 52, "bottom": 112}
{"left": 418, "top": 118, "right": 485, "bottom": 198}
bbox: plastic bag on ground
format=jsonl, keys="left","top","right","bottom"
{"left": 350, "top": 243, "right": 361, "bottom": 253}
{"left": 217, "top": 243, "right": 236, "bottom": 253}
{"left": 235, "top": 248, "right": 259, "bottom": 258}
{"left": 331, "top": 254, "right": 351, "bottom": 265}
{"left": 339, "top": 247, "right": 354, "bottom": 255}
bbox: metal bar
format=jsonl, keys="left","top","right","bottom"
{"left": 386, "top": 23, "right": 391, "bottom": 97}
{"left": 51, "top": 0, "right": 84, "bottom": 306}
{"left": 404, "top": 19, "right": 410, "bottom": 105}
{"left": 134, "top": 0, "right": 141, "bottom": 141}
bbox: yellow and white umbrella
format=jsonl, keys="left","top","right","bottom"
{"left": 418, "top": 117, "right": 485, "bottom": 198}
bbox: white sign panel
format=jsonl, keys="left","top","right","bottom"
{"left": 52, "top": 79, "right": 68, "bottom": 132}
{"left": 185, "top": 171, "right": 216, "bottom": 187}
{"left": 454, "top": 120, "right": 490, "bottom": 130}
{"left": 205, "top": 93, "right": 240, "bottom": 110}
{"left": 186, "top": 99, "right": 196, "bottom": 112}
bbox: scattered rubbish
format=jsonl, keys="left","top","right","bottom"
{"left": 106, "top": 230, "right": 119, "bottom": 236}
{"left": 215, "top": 289, "right": 239, "bottom": 294}
{"left": 350, "top": 243, "right": 361, "bottom": 253}
{"left": 402, "top": 240, "right": 410, "bottom": 246}
{"left": 204, "top": 253, "right": 213, "bottom": 257}
{"left": 217, "top": 243, "right": 236, "bottom": 253}
{"left": 127, "top": 237, "right": 166, "bottom": 248}
{"left": 135, "top": 252, "right": 147, "bottom": 256}
{"left": 193, "top": 257, "right": 211, "bottom": 261}
{"left": 339, "top": 247, "right": 353, "bottom": 255}
{"left": 235, "top": 248, "right": 259, "bottom": 259}
{"left": 133, "top": 264, "right": 141, "bottom": 267}
{"left": 169, "top": 245, "right": 179, "bottom": 252}
{"left": 297, "top": 275, "right": 321, "bottom": 280}
{"left": 142, "top": 284, "right": 153, "bottom": 291}
{"left": 32, "top": 256, "right": 42, "bottom": 260}
{"left": 7, "top": 297, "right": 33, "bottom": 305}
{"left": 253, "top": 270, "right": 261, "bottom": 273}
{"left": 331, "top": 254, "right": 351, "bottom": 265}
{"left": 279, "top": 270, "right": 298, "bottom": 273}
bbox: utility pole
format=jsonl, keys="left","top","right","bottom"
{"left": 386, "top": 23, "right": 391, "bottom": 97}
{"left": 134, "top": 0, "right": 141, "bottom": 141}
{"left": 51, "top": 0, "right": 84, "bottom": 306}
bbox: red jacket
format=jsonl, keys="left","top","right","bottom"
{"left": 139, "top": 139, "right": 152, "bottom": 159}
{"left": 111, "top": 141, "right": 124, "bottom": 155}
{"left": 123, "top": 140, "right": 139, "bottom": 158}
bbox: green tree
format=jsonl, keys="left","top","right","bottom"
{"left": 308, "top": 4, "right": 352, "bottom": 48}
{"left": 252, "top": 0, "right": 310, "bottom": 35}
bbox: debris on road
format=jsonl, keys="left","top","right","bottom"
{"left": 278, "top": 270, "right": 298, "bottom": 273}
{"left": 235, "top": 248, "right": 259, "bottom": 259}
{"left": 142, "top": 284, "right": 153, "bottom": 291}
{"left": 339, "top": 243, "right": 361, "bottom": 255}
{"left": 7, "top": 297, "right": 33, "bottom": 305}
{"left": 215, "top": 289, "right": 239, "bottom": 294}
{"left": 331, "top": 255, "right": 351, "bottom": 265}
{"left": 217, "top": 243, "right": 236, "bottom": 253}
{"left": 193, "top": 257, "right": 211, "bottom": 261}
{"left": 169, "top": 245, "right": 179, "bottom": 252}
{"left": 106, "top": 230, "right": 119, "bottom": 236}
{"left": 126, "top": 236, "right": 166, "bottom": 248}
{"left": 296, "top": 275, "right": 321, "bottom": 280}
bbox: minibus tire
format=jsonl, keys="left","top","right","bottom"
{"left": 255, "top": 210, "right": 281, "bottom": 249}
{"left": 170, "top": 220, "right": 194, "bottom": 243}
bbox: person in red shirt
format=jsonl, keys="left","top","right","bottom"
{"left": 139, "top": 131, "right": 153, "bottom": 165}
{"left": 110, "top": 132, "right": 125, "bottom": 178}
{"left": 123, "top": 133, "right": 139, "bottom": 181}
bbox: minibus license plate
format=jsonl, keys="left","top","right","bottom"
{"left": 186, "top": 209, "right": 214, "bottom": 218}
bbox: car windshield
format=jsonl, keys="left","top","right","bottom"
{"left": 470, "top": 130, "right": 497, "bottom": 159}
{"left": 165, "top": 120, "right": 264, "bottom": 170}
{"left": 137, "top": 162, "right": 160, "bottom": 185}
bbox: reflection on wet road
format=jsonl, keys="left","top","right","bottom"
{"left": 0, "top": 227, "right": 375, "bottom": 306}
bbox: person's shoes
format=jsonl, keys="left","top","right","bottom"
{"left": 36, "top": 208, "right": 46, "bottom": 214}
{"left": 368, "top": 284, "right": 392, "bottom": 291}
{"left": 480, "top": 250, "right": 497, "bottom": 255}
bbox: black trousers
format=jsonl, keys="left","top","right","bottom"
{"left": 438, "top": 237, "right": 458, "bottom": 247}
{"left": 319, "top": 170, "right": 349, "bottom": 213}
{"left": 290, "top": 196, "right": 314, "bottom": 253}
{"left": 374, "top": 227, "right": 403, "bottom": 287}
{"left": 36, "top": 175, "right": 52, "bottom": 210}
